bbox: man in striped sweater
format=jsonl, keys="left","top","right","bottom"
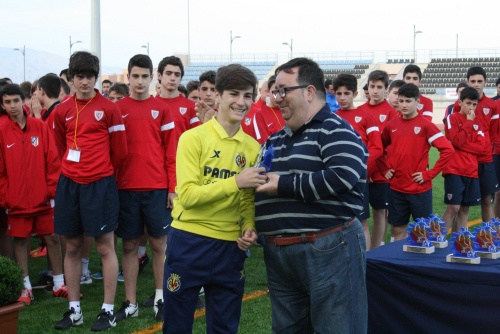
{"left": 255, "top": 57, "right": 368, "bottom": 334}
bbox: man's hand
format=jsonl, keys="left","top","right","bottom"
{"left": 385, "top": 169, "right": 395, "bottom": 180}
{"left": 256, "top": 173, "right": 279, "bottom": 196}
{"left": 412, "top": 172, "right": 424, "bottom": 184}
{"left": 237, "top": 228, "right": 257, "bottom": 251}
{"left": 195, "top": 100, "right": 216, "bottom": 123}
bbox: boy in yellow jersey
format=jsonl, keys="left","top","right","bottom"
{"left": 163, "top": 64, "right": 268, "bottom": 333}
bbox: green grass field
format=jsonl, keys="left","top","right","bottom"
{"left": 17, "top": 147, "right": 483, "bottom": 333}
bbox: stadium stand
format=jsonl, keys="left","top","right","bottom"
{"left": 181, "top": 61, "right": 276, "bottom": 84}
{"left": 320, "top": 59, "right": 372, "bottom": 81}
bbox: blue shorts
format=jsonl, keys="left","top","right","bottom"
{"left": 478, "top": 162, "right": 499, "bottom": 195}
{"left": 54, "top": 174, "right": 119, "bottom": 237}
{"left": 163, "top": 228, "right": 247, "bottom": 333}
{"left": 388, "top": 189, "right": 432, "bottom": 227}
{"left": 116, "top": 189, "right": 171, "bottom": 240}
{"left": 369, "top": 183, "right": 390, "bottom": 210}
{"left": 444, "top": 174, "right": 481, "bottom": 206}
{"left": 493, "top": 155, "right": 500, "bottom": 186}
{"left": 359, "top": 183, "right": 370, "bottom": 221}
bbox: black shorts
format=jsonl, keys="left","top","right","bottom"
{"left": 478, "top": 162, "right": 499, "bottom": 195}
{"left": 54, "top": 174, "right": 119, "bottom": 237}
{"left": 444, "top": 174, "right": 481, "bottom": 206}
{"left": 369, "top": 183, "right": 390, "bottom": 210}
{"left": 388, "top": 189, "right": 432, "bottom": 227}
{"left": 116, "top": 189, "right": 171, "bottom": 239}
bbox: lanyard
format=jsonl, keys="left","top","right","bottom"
{"left": 72, "top": 96, "right": 94, "bottom": 149}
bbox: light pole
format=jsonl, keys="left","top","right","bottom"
{"left": 413, "top": 25, "right": 422, "bottom": 63}
{"left": 13, "top": 45, "right": 25, "bottom": 82}
{"left": 282, "top": 39, "right": 293, "bottom": 60}
{"left": 142, "top": 42, "right": 149, "bottom": 56}
{"left": 230, "top": 30, "right": 241, "bottom": 62}
{"left": 70, "top": 36, "right": 82, "bottom": 58}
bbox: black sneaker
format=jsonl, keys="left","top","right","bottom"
{"left": 142, "top": 292, "right": 155, "bottom": 307}
{"left": 138, "top": 253, "right": 149, "bottom": 273}
{"left": 55, "top": 307, "right": 83, "bottom": 330}
{"left": 33, "top": 274, "right": 53, "bottom": 290}
{"left": 115, "top": 300, "right": 139, "bottom": 321}
{"left": 90, "top": 309, "right": 116, "bottom": 331}
{"left": 154, "top": 299, "right": 164, "bottom": 322}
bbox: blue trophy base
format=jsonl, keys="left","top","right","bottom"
{"left": 446, "top": 254, "right": 481, "bottom": 264}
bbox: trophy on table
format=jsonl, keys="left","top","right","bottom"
{"left": 447, "top": 227, "right": 480, "bottom": 264}
{"left": 473, "top": 222, "right": 500, "bottom": 259}
{"left": 426, "top": 214, "right": 448, "bottom": 248}
{"left": 403, "top": 218, "right": 435, "bottom": 254}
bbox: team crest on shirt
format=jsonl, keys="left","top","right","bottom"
{"left": 417, "top": 104, "right": 423, "bottom": 110}
{"left": 179, "top": 107, "right": 187, "bottom": 115}
{"left": 94, "top": 111, "right": 104, "bottom": 121}
{"left": 166, "top": 273, "right": 181, "bottom": 292}
{"left": 474, "top": 124, "right": 479, "bottom": 130}
{"left": 414, "top": 127, "right": 421, "bottom": 134}
{"left": 379, "top": 114, "right": 387, "bottom": 122}
{"left": 235, "top": 153, "right": 247, "bottom": 168}
{"left": 244, "top": 117, "right": 251, "bottom": 126}
{"left": 484, "top": 108, "right": 490, "bottom": 115}
{"left": 447, "top": 193, "right": 453, "bottom": 200}
{"left": 355, "top": 116, "right": 362, "bottom": 123}
{"left": 151, "top": 109, "right": 159, "bottom": 119}
{"left": 31, "top": 136, "right": 39, "bottom": 147}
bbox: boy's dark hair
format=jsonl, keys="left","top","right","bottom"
{"left": 157, "top": 56, "right": 184, "bottom": 78}
{"left": 0, "top": 84, "right": 25, "bottom": 103}
{"left": 38, "top": 74, "right": 62, "bottom": 99}
{"left": 2, "top": 77, "right": 12, "bottom": 83}
{"left": 109, "top": 83, "right": 129, "bottom": 96}
{"left": 275, "top": 57, "right": 326, "bottom": 99}
{"left": 19, "top": 81, "right": 32, "bottom": 99}
{"left": 398, "top": 83, "right": 420, "bottom": 99}
{"left": 0, "top": 79, "right": 9, "bottom": 90}
{"left": 215, "top": 64, "right": 258, "bottom": 101}
{"left": 324, "top": 79, "right": 333, "bottom": 89}
{"left": 68, "top": 51, "right": 99, "bottom": 79}
{"left": 267, "top": 75, "right": 276, "bottom": 90}
{"left": 368, "top": 70, "right": 389, "bottom": 88}
{"left": 128, "top": 54, "right": 153, "bottom": 74}
{"left": 178, "top": 84, "right": 187, "bottom": 96}
{"left": 186, "top": 80, "right": 200, "bottom": 95}
{"left": 332, "top": 74, "right": 357, "bottom": 93}
{"left": 199, "top": 70, "right": 216, "bottom": 85}
{"left": 388, "top": 79, "right": 405, "bottom": 91}
{"left": 495, "top": 77, "right": 500, "bottom": 86}
{"left": 102, "top": 79, "right": 112, "bottom": 85}
{"left": 455, "top": 82, "right": 468, "bottom": 92}
{"left": 59, "top": 69, "right": 69, "bottom": 79}
{"left": 60, "top": 78, "right": 70, "bottom": 94}
{"left": 403, "top": 64, "right": 422, "bottom": 80}
{"left": 467, "top": 66, "right": 487, "bottom": 80}
{"left": 459, "top": 86, "right": 480, "bottom": 101}
{"left": 362, "top": 83, "right": 368, "bottom": 91}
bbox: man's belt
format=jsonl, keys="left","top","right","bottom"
{"left": 265, "top": 219, "right": 356, "bottom": 246}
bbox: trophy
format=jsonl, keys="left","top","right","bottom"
{"left": 403, "top": 218, "right": 435, "bottom": 254}
{"left": 426, "top": 214, "right": 448, "bottom": 248}
{"left": 446, "top": 227, "right": 480, "bottom": 264}
{"left": 255, "top": 144, "right": 274, "bottom": 172}
{"left": 473, "top": 222, "right": 500, "bottom": 259}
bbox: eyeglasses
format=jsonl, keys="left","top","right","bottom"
{"left": 271, "top": 85, "right": 308, "bottom": 99}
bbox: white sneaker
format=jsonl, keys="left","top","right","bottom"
{"left": 80, "top": 273, "right": 92, "bottom": 285}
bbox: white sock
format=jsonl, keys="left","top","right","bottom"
{"left": 23, "top": 276, "right": 32, "bottom": 290}
{"left": 155, "top": 289, "right": 163, "bottom": 304}
{"left": 69, "top": 301, "right": 81, "bottom": 313}
{"left": 53, "top": 274, "right": 64, "bottom": 291}
{"left": 81, "top": 258, "right": 89, "bottom": 276}
{"left": 102, "top": 303, "right": 114, "bottom": 314}
{"left": 138, "top": 246, "right": 146, "bottom": 258}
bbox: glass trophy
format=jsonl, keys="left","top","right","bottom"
{"left": 426, "top": 214, "right": 448, "bottom": 248}
{"left": 403, "top": 218, "right": 435, "bottom": 254}
{"left": 473, "top": 222, "right": 500, "bottom": 259}
{"left": 447, "top": 227, "right": 480, "bottom": 264}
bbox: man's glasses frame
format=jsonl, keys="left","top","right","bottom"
{"left": 271, "top": 85, "right": 308, "bottom": 99}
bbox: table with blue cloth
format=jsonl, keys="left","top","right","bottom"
{"left": 367, "top": 239, "right": 500, "bottom": 333}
